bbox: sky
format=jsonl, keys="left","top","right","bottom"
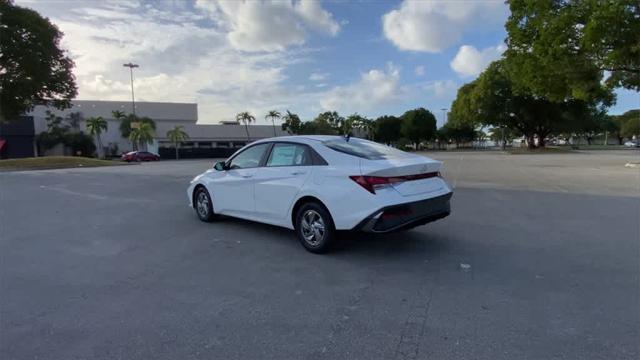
{"left": 17, "top": 0, "right": 640, "bottom": 126}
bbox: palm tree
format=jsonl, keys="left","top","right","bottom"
{"left": 236, "top": 111, "right": 255, "bottom": 141}
{"left": 166, "top": 125, "right": 189, "bottom": 160}
{"left": 85, "top": 116, "right": 108, "bottom": 158}
{"left": 111, "top": 110, "right": 125, "bottom": 121}
{"left": 281, "top": 110, "right": 302, "bottom": 134}
{"left": 265, "top": 110, "right": 281, "bottom": 136}
{"left": 129, "top": 122, "right": 155, "bottom": 151}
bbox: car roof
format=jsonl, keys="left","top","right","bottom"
{"left": 253, "top": 135, "right": 347, "bottom": 145}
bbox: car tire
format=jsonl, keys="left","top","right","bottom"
{"left": 194, "top": 187, "right": 215, "bottom": 222}
{"left": 295, "top": 202, "right": 335, "bottom": 253}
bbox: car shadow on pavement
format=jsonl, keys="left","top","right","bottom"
{"left": 334, "top": 230, "right": 449, "bottom": 260}
{"left": 211, "top": 215, "right": 449, "bottom": 259}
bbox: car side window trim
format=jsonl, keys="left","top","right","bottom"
{"left": 258, "top": 142, "right": 274, "bottom": 167}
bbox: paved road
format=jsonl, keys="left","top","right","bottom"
{"left": 1, "top": 153, "right": 639, "bottom": 359}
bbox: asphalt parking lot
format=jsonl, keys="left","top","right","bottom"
{"left": 1, "top": 150, "right": 639, "bottom": 360}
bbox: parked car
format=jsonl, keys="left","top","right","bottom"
{"left": 624, "top": 140, "right": 640, "bottom": 148}
{"left": 121, "top": 151, "right": 160, "bottom": 162}
{"left": 187, "top": 136, "right": 453, "bottom": 253}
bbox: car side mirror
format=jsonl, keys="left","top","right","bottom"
{"left": 214, "top": 161, "right": 226, "bottom": 171}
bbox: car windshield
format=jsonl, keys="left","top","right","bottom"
{"left": 322, "top": 138, "right": 407, "bottom": 160}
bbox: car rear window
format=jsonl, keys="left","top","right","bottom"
{"left": 322, "top": 138, "right": 406, "bottom": 160}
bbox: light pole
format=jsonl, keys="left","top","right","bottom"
{"left": 123, "top": 63, "right": 139, "bottom": 116}
{"left": 441, "top": 108, "right": 447, "bottom": 125}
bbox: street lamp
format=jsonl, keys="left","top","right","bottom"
{"left": 123, "top": 63, "right": 139, "bottom": 116}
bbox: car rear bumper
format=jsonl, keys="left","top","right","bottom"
{"left": 352, "top": 192, "right": 452, "bottom": 233}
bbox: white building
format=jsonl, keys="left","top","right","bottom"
{"left": 28, "top": 100, "right": 287, "bottom": 158}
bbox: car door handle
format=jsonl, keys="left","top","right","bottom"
{"left": 241, "top": 174, "right": 253, "bottom": 178}
{"left": 291, "top": 171, "right": 307, "bottom": 175}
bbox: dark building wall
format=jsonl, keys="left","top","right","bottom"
{"left": 158, "top": 146, "right": 239, "bottom": 159}
{"left": 0, "top": 117, "right": 36, "bottom": 159}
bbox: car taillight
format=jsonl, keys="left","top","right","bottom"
{"left": 349, "top": 172, "right": 440, "bottom": 194}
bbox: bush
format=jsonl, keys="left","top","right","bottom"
{"left": 63, "top": 133, "right": 96, "bottom": 157}
{"left": 36, "top": 132, "right": 64, "bottom": 151}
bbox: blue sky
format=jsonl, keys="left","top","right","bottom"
{"left": 17, "top": 0, "right": 639, "bottom": 126}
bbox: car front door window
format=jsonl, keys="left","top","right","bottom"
{"left": 266, "top": 143, "right": 311, "bottom": 167}
{"left": 229, "top": 144, "right": 269, "bottom": 169}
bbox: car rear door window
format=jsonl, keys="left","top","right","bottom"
{"left": 228, "top": 143, "right": 270, "bottom": 169}
{"left": 266, "top": 143, "right": 311, "bottom": 167}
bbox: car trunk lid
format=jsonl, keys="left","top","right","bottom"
{"left": 359, "top": 155, "right": 443, "bottom": 196}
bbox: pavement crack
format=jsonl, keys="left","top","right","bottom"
{"left": 393, "top": 266, "right": 438, "bottom": 360}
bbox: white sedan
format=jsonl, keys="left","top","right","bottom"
{"left": 187, "top": 136, "right": 453, "bottom": 253}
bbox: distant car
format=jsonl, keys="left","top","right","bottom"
{"left": 624, "top": 140, "right": 640, "bottom": 148}
{"left": 121, "top": 151, "right": 160, "bottom": 162}
{"left": 187, "top": 136, "right": 453, "bottom": 253}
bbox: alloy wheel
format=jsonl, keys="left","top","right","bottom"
{"left": 300, "top": 210, "right": 325, "bottom": 245}
{"left": 196, "top": 191, "right": 210, "bottom": 218}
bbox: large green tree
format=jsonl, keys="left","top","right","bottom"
{"left": 400, "top": 108, "right": 437, "bottom": 149}
{"left": 439, "top": 122, "right": 477, "bottom": 147}
{"left": 505, "top": 0, "right": 638, "bottom": 103}
{"left": 618, "top": 109, "right": 640, "bottom": 139}
{"left": 457, "top": 60, "right": 602, "bottom": 148}
{"left": 449, "top": 82, "right": 482, "bottom": 128}
{"left": 374, "top": 115, "right": 402, "bottom": 145}
{"left": 314, "top": 111, "right": 344, "bottom": 134}
{"left": 302, "top": 115, "right": 337, "bottom": 135}
{"left": 0, "top": 0, "right": 77, "bottom": 121}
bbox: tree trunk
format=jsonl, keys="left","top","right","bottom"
{"left": 244, "top": 124, "right": 250, "bottom": 141}
{"left": 96, "top": 135, "right": 103, "bottom": 158}
{"left": 617, "top": 136, "right": 623, "bottom": 145}
{"left": 538, "top": 137, "right": 546, "bottom": 148}
{"left": 527, "top": 134, "right": 536, "bottom": 149}
{"left": 272, "top": 119, "right": 276, "bottom": 136}
{"left": 604, "top": 131, "right": 608, "bottom": 146}
{"left": 175, "top": 145, "right": 179, "bottom": 160}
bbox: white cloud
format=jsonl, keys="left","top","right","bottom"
{"left": 320, "top": 64, "right": 402, "bottom": 113}
{"left": 309, "top": 72, "right": 329, "bottom": 81}
{"left": 15, "top": 0, "right": 321, "bottom": 123}
{"left": 415, "top": 65, "right": 425, "bottom": 76}
{"left": 196, "top": 0, "right": 340, "bottom": 52}
{"left": 295, "top": 0, "right": 340, "bottom": 36}
{"left": 450, "top": 43, "right": 506, "bottom": 77}
{"left": 382, "top": 0, "right": 507, "bottom": 52}
{"left": 423, "top": 80, "right": 458, "bottom": 99}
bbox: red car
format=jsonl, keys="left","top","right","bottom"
{"left": 121, "top": 151, "right": 160, "bottom": 162}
